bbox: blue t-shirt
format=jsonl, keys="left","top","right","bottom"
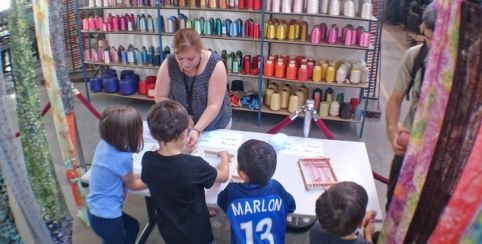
{"left": 218, "top": 180, "right": 296, "bottom": 244}
{"left": 87, "top": 140, "right": 133, "bottom": 218}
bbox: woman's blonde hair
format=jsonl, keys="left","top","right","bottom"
{"left": 173, "top": 28, "right": 203, "bottom": 53}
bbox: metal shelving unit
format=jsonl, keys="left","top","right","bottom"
{"left": 75, "top": 1, "right": 382, "bottom": 137}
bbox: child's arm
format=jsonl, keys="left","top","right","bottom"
{"left": 214, "top": 151, "right": 230, "bottom": 183}
{"left": 123, "top": 172, "right": 147, "bottom": 190}
{"left": 362, "top": 210, "right": 376, "bottom": 243}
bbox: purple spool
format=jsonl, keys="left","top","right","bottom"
{"left": 103, "top": 76, "right": 119, "bottom": 93}
{"left": 90, "top": 77, "right": 103, "bottom": 92}
{"left": 120, "top": 70, "right": 135, "bottom": 80}
{"left": 119, "top": 78, "right": 137, "bottom": 95}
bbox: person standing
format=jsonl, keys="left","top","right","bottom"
{"left": 385, "top": 3, "right": 437, "bottom": 209}
{"left": 154, "top": 28, "right": 232, "bottom": 149}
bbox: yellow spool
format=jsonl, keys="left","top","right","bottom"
{"left": 288, "top": 94, "right": 300, "bottom": 113}
{"left": 280, "top": 88, "right": 290, "bottom": 108}
{"left": 270, "top": 93, "right": 281, "bottom": 111}
{"left": 264, "top": 88, "right": 274, "bottom": 106}
{"left": 312, "top": 65, "right": 322, "bottom": 82}
{"left": 326, "top": 65, "right": 335, "bottom": 83}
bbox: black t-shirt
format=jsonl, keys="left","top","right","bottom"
{"left": 309, "top": 222, "right": 370, "bottom": 244}
{"left": 141, "top": 151, "right": 217, "bottom": 244}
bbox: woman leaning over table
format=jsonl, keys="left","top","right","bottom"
{"left": 154, "top": 28, "right": 232, "bottom": 148}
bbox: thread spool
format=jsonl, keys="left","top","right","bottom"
{"left": 282, "top": 0, "right": 292, "bottom": 13}
{"left": 361, "top": 0, "right": 373, "bottom": 19}
{"left": 275, "top": 60, "right": 286, "bottom": 78}
{"left": 313, "top": 88, "right": 322, "bottom": 110}
{"left": 119, "top": 78, "right": 138, "bottom": 95}
{"left": 293, "top": 0, "right": 303, "bottom": 13}
{"left": 103, "top": 76, "right": 119, "bottom": 93}
{"left": 121, "top": 70, "right": 135, "bottom": 79}
{"left": 138, "top": 80, "right": 147, "bottom": 94}
{"left": 359, "top": 31, "right": 371, "bottom": 48}
{"left": 336, "top": 65, "right": 347, "bottom": 83}
{"left": 328, "top": 0, "right": 340, "bottom": 16}
{"left": 321, "top": 63, "right": 328, "bottom": 81}
{"left": 329, "top": 101, "right": 340, "bottom": 116}
{"left": 326, "top": 66, "right": 335, "bottom": 83}
{"left": 270, "top": 93, "right": 281, "bottom": 111}
{"left": 319, "top": 23, "right": 327, "bottom": 41}
{"left": 339, "top": 102, "right": 353, "bottom": 119}
{"left": 264, "top": 88, "right": 275, "bottom": 106}
{"left": 268, "top": 82, "right": 279, "bottom": 92}
{"left": 271, "top": 0, "right": 281, "bottom": 12}
{"left": 298, "top": 64, "right": 309, "bottom": 81}
{"left": 325, "top": 88, "right": 334, "bottom": 102}
{"left": 312, "top": 65, "right": 322, "bottom": 82}
{"left": 320, "top": 0, "right": 329, "bottom": 13}
{"left": 286, "top": 63, "right": 297, "bottom": 80}
{"left": 350, "top": 66, "right": 361, "bottom": 83}
{"left": 307, "top": 61, "right": 314, "bottom": 79}
{"left": 264, "top": 60, "right": 275, "bottom": 77}
{"left": 343, "top": 0, "right": 355, "bottom": 17}
{"left": 361, "top": 66, "right": 369, "bottom": 83}
{"left": 336, "top": 93, "right": 344, "bottom": 104}
{"left": 355, "top": 107, "right": 363, "bottom": 121}
{"left": 310, "top": 25, "right": 321, "bottom": 44}
{"left": 319, "top": 101, "right": 329, "bottom": 117}
{"left": 307, "top": 0, "right": 319, "bottom": 14}
{"left": 281, "top": 88, "right": 290, "bottom": 108}
{"left": 327, "top": 24, "right": 338, "bottom": 44}
{"left": 350, "top": 98, "right": 359, "bottom": 112}
{"left": 296, "top": 89, "right": 306, "bottom": 106}
{"left": 288, "top": 95, "right": 300, "bottom": 113}
{"left": 300, "top": 22, "right": 308, "bottom": 41}
{"left": 90, "top": 77, "right": 103, "bottom": 92}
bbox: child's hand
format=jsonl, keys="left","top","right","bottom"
{"left": 217, "top": 151, "right": 232, "bottom": 162}
{"left": 362, "top": 210, "right": 376, "bottom": 242}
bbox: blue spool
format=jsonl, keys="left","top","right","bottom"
{"left": 120, "top": 70, "right": 135, "bottom": 80}
{"left": 90, "top": 77, "right": 103, "bottom": 92}
{"left": 103, "top": 76, "right": 119, "bottom": 93}
{"left": 104, "top": 69, "right": 117, "bottom": 78}
{"left": 119, "top": 78, "right": 137, "bottom": 95}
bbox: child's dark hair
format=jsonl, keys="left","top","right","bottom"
{"left": 315, "top": 182, "right": 368, "bottom": 237}
{"left": 99, "top": 105, "right": 143, "bottom": 153}
{"left": 147, "top": 100, "right": 189, "bottom": 143}
{"left": 237, "top": 139, "right": 277, "bottom": 185}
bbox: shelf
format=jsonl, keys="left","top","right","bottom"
{"left": 232, "top": 106, "right": 259, "bottom": 113}
{"left": 81, "top": 30, "right": 158, "bottom": 36}
{"left": 265, "top": 11, "right": 377, "bottom": 22}
{"left": 96, "top": 92, "right": 155, "bottom": 101}
{"left": 261, "top": 105, "right": 362, "bottom": 123}
{"left": 80, "top": 6, "right": 157, "bottom": 10}
{"left": 228, "top": 73, "right": 369, "bottom": 89}
{"left": 80, "top": 6, "right": 376, "bottom": 22}
{"left": 265, "top": 39, "right": 374, "bottom": 50}
{"left": 84, "top": 61, "right": 160, "bottom": 69}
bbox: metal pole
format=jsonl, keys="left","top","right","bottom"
{"left": 303, "top": 99, "right": 314, "bottom": 138}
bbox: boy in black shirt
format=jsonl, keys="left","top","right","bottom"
{"left": 310, "top": 182, "right": 376, "bottom": 244}
{"left": 141, "top": 100, "right": 230, "bottom": 244}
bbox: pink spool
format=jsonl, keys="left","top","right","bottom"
{"left": 319, "top": 23, "right": 327, "bottom": 42}
{"left": 343, "top": 29, "right": 353, "bottom": 46}
{"left": 82, "top": 18, "right": 89, "bottom": 30}
{"left": 91, "top": 49, "right": 99, "bottom": 62}
{"left": 351, "top": 28, "right": 357, "bottom": 45}
{"left": 327, "top": 24, "right": 338, "bottom": 44}
{"left": 356, "top": 26, "right": 365, "bottom": 44}
{"left": 112, "top": 16, "right": 120, "bottom": 31}
{"left": 88, "top": 17, "right": 95, "bottom": 31}
{"left": 342, "top": 24, "right": 353, "bottom": 42}
{"left": 95, "top": 16, "right": 103, "bottom": 30}
{"left": 310, "top": 26, "right": 321, "bottom": 44}
{"left": 102, "top": 23, "right": 108, "bottom": 31}
{"left": 359, "top": 31, "right": 371, "bottom": 48}
{"left": 120, "top": 16, "right": 127, "bottom": 31}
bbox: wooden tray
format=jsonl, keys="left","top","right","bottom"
{"left": 298, "top": 157, "right": 337, "bottom": 190}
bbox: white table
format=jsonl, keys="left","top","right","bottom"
{"left": 83, "top": 129, "right": 382, "bottom": 242}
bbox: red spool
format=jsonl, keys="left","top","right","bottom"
{"left": 242, "top": 56, "right": 251, "bottom": 74}
{"left": 138, "top": 80, "right": 147, "bottom": 94}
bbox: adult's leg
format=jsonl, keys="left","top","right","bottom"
{"left": 122, "top": 212, "right": 140, "bottom": 244}
{"left": 88, "top": 211, "right": 125, "bottom": 244}
{"left": 386, "top": 155, "right": 405, "bottom": 211}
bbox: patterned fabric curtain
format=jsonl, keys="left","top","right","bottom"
{"left": 379, "top": 0, "right": 463, "bottom": 242}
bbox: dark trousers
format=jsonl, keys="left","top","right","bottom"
{"left": 88, "top": 211, "right": 139, "bottom": 244}
{"left": 386, "top": 155, "right": 405, "bottom": 211}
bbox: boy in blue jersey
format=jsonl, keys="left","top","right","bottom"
{"left": 217, "top": 139, "right": 296, "bottom": 244}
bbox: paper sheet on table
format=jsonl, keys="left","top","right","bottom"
{"left": 280, "top": 137, "right": 324, "bottom": 156}
{"left": 198, "top": 130, "right": 244, "bottom": 150}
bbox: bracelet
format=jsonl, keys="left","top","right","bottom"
{"left": 191, "top": 128, "right": 201, "bottom": 136}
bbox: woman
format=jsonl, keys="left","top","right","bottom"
{"left": 154, "top": 29, "right": 232, "bottom": 148}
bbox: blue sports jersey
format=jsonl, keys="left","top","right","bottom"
{"left": 218, "top": 180, "right": 296, "bottom": 244}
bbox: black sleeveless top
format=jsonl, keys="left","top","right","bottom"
{"left": 167, "top": 52, "right": 232, "bottom": 131}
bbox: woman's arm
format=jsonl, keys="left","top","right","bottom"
{"left": 154, "top": 60, "right": 171, "bottom": 103}
{"left": 123, "top": 172, "right": 146, "bottom": 190}
{"left": 193, "top": 60, "right": 228, "bottom": 132}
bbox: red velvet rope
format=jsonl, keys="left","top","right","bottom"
{"left": 314, "top": 119, "right": 336, "bottom": 140}
{"left": 267, "top": 117, "right": 294, "bottom": 134}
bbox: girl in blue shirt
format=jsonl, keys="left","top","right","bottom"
{"left": 87, "top": 105, "right": 147, "bottom": 244}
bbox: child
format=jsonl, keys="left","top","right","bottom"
{"left": 141, "top": 100, "right": 230, "bottom": 244}
{"left": 87, "top": 105, "right": 147, "bottom": 244}
{"left": 309, "top": 181, "right": 376, "bottom": 244}
{"left": 217, "top": 139, "right": 296, "bottom": 244}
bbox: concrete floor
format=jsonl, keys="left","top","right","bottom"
{"left": 6, "top": 24, "right": 413, "bottom": 243}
